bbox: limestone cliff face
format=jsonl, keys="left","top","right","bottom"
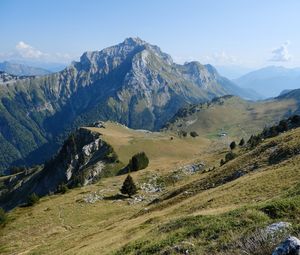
{"left": 0, "top": 128, "right": 118, "bottom": 210}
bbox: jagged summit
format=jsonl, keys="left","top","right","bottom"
{"left": 74, "top": 37, "right": 173, "bottom": 72}
{"left": 123, "top": 36, "right": 146, "bottom": 46}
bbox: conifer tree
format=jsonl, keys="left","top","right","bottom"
{"left": 239, "top": 138, "right": 245, "bottom": 146}
{"left": 230, "top": 141, "right": 236, "bottom": 150}
{"left": 120, "top": 175, "right": 137, "bottom": 197}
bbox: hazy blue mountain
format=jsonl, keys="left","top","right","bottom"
{"left": 279, "top": 89, "right": 293, "bottom": 96}
{"left": 234, "top": 66, "right": 300, "bottom": 98}
{"left": 15, "top": 60, "right": 67, "bottom": 73}
{"left": 0, "top": 61, "right": 51, "bottom": 76}
{"left": 215, "top": 65, "right": 254, "bottom": 79}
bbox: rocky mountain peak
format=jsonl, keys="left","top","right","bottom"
{"left": 123, "top": 37, "right": 146, "bottom": 46}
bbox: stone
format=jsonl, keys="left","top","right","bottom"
{"left": 176, "top": 162, "right": 205, "bottom": 175}
{"left": 266, "top": 222, "right": 291, "bottom": 235}
{"left": 272, "top": 236, "right": 300, "bottom": 255}
{"left": 83, "top": 192, "right": 103, "bottom": 204}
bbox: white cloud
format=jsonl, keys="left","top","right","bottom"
{"left": 0, "top": 41, "right": 75, "bottom": 63}
{"left": 269, "top": 41, "right": 292, "bottom": 62}
{"left": 16, "top": 41, "right": 47, "bottom": 59}
{"left": 205, "top": 51, "right": 238, "bottom": 65}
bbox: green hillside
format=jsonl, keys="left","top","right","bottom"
{"left": 164, "top": 94, "right": 300, "bottom": 140}
{"left": 1, "top": 121, "right": 300, "bottom": 254}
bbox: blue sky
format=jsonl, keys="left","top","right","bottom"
{"left": 0, "top": 0, "right": 299, "bottom": 71}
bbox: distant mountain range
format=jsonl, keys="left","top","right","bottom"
{"left": 0, "top": 61, "right": 51, "bottom": 76}
{"left": 0, "top": 71, "right": 32, "bottom": 85}
{"left": 0, "top": 37, "right": 258, "bottom": 173}
{"left": 234, "top": 66, "right": 300, "bottom": 98}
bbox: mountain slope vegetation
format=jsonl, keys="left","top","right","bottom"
{"left": 0, "top": 38, "right": 254, "bottom": 173}
{"left": 1, "top": 118, "right": 300, "bottom": 254}
{"left": 164, "top": 91, "right": 300, "bottom": 140}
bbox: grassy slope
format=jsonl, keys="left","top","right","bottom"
{"left": 165, "top": 96, "right": 298, "bottom": 140}
{"left": 1, "top": 123, "right": 300, "bottom": 254}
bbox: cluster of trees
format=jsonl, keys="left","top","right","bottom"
{"left": 247, "top": 115, "right": 300, "bottom": 149}
{"left": 119, "top": 152, "right": 150, "bottom": 197}
{"left": 220, "top": 139, "right": 245, "bottom": 166}
{"left": 220, "top": 151, "right": 236, "bottom": 166}
{"left": 178, "top": 130, "right": 199, "bottom": 138}
{"left": 220, "top": 115, "right": 300, "bottom": 166}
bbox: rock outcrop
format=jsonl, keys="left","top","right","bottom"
{"left": 272, "top": 236, "right": 300, "bottom": 255}
{"left": 0, "top": 128, "right": 119, "bottom": 210}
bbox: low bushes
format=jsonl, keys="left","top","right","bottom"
{"left": 128, "top": 152, "right": 149, "bottom": 172}
{"left": 0, "top": 207, "right": 7, "bottom": 227}
{"left": 190, "top": 131, "right": 199, "bottom": 137}
{"left": 27, "top": 193, "right": 40, "bottom": 206}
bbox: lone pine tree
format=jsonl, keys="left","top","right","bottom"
{"left": 120, "top": 175, "right": 137, "bottom": 197}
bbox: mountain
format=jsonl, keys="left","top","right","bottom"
{"left": 215, "top": 65, "right": 254, "bottom": 79}
{"left": 279, "top": 89, "right": 293, "bottom": 96}
{"left": 234, "top": 66, "right": 300, "bottom": 98}
{"left": 0, "top": 71, "right": 31, "bottom": 85}
{"left": 0, "top": 61, "right": 51, "bottom": 76}
{"left": 163, "top": 90, "right": 300, "bottom": 139}
{"left": 0, "top": 37, "right": 254, "bottom": 173}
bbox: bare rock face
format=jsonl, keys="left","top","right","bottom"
{"left": 0, "top": 128, "right": 119, "bottom": 210}
{"left": 272, "top": 236, "right": 300, "bottom": 255}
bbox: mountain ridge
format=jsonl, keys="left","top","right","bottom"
{"left": 0, "top": 37, "right": 255, "bottom": 173}
{"left": 163, "top": 91, "right": 300, "bottom": 139}
{"left": 234, "top": 65, "right": 300, "bottom": 98}
{"left": 0, "top": 61, "right": 51, "bottom": 76}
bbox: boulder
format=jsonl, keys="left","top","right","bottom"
{"left": 266, "top": 222, "right": 291, "bottom": 235}
{"left": 272, "top": 236, "right": 300, "bottom": 255}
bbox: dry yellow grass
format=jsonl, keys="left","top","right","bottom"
{"left": 87, "top": 122, "right": 212, "bottom": 172}
{"left": 1, "top": 123, "right": 300, "bottom": 254}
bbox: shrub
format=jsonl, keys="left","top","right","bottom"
{"left": 225, "top": 151, "right": 236, "bottom": 162}
{"left": 57, "top": 183, "right": 69, "bottom": 194}
{"left": 248, "top": 135, "right": 262, "bottom": 148}
{"left": 120, "top": 175, "right": 137, "bottom": 197}
{"left": 190, "top": 131, "right": 199, "bottom": 137}
{"left": 277, "top": 120, "right": 288, "bottom": 132}
{"left": 230, "top": 141, "right": 236, "bottom": 150}
{"left": 220, "top": 159, "right": 225, "bottom": 166}
{"left": 237, "top": 228, "right": 289, "bottom": 255}
{"left": 239, "top": 138, "right": 245, "bottom": 146}
{"left": 0, "top": 208, "right": 7, "bottom": 227}
{"left": 27, "top": 193, "right": 40, "bottom": 206}
{"left": 128, "top": 152, "right": 149, "bottom": 172}
{"left": 178, "top": 130, "right": 187, "bottom": 138}
{"left": 290, "top": 115, "right": 300, "bottom": 124}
